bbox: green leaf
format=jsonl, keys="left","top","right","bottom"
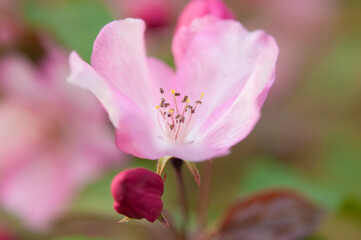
{"left": 239, "top": 156, "right": 340, "bottom": 210}
{"left": 184, "top": 161, "right": 201, "bottom": 186}
{"left": 25, "top": 0, "right": 113, "bottom": 61}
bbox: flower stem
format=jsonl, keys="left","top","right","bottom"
{"left": 196, "top": 159, "right": 213, "bottom": 232}
{"left": 171, "top": 158, "right": 189, "bottom": 240}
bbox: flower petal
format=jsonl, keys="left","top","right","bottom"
{"left": 172, "top": 17, "right": 278, "bottom": 142}
{"left": 115, "top": 110, "right": 168, "bottom": 160}
{"left": 175, "top": 0, "right": 235, "bottom": 31}
{"left": 168, "top": 141, "right": 230, "bottom": 162}
{"left": 203, "top": 35, "right": 278, "bottom": 148}
{"left": 91, "top": 19, "right": 156, "bottom": 111}
{"left": 0, "top": 54, "right": 45, "bottom": 102}
{"left": 68, "top": 51, "right": 124, "bottom": 127}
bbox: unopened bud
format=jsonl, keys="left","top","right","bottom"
{"left": 111, "top": 168, "right": 164, "bottom": 222}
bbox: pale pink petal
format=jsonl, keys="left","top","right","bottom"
{"left": 166, "top": 141, "right": 230, "bottom": 162}
{"left": 113, "top": 58, "right": 177, "bottom": 160}
{"left": 175, "top": 0, "right": 235, "bottom": 31}
{"left": 0, "top": 102, "right": 45, "bottom": 174}
{"left": 115, "top": 111, "right": 168, "bottom": 160}
{"left": 147, "top": 57, "right": 177, "bottom": 105}
{"left": 172, "top": 17, "right": 278, "bottom": 137}
{"left": 0, "top": 55, "right": 46, "bottom": 102}
{"left": 202, "top": 35, "right": 278, "bottom": 148}
{"left": 91, "top": 19, "right": 156, "bottom": 111}
{"left": 68, "top": 51, "right": 124, "bottom": 127}
{"left": 114, "top": 0, "right": 180, "bottom": 29}
{"left": 69, "top": 52, "right": 168, "bottom": 159}
{"left": 0, "top": 150, "right": 73, "bottom": 231}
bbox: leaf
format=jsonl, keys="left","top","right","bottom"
{"left": 212, "top": 189, "right": 324, "bottom": 240}
{"left": 118, "top": 216, "right": 133, "bottom": 224}
{"left": 156, "top": 156, "right": 172, "bottom": 176}
{"left": 157, "top": 213, "right": 170, "bottom": 228}
{"left": 25, "top": 0, "right": 113, "bottom": 61}
{"left": 184, "top": 161, "right": 201, "bottom": 186}
{"left": 240, "top": 156, "right": 340, "bottom": 210}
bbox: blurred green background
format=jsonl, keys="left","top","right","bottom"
{"left": 1, "top": 0, "right": 360, "bottom": 239}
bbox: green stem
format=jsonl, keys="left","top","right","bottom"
{"left": 172, "top": 158, "right": 189, "bottom": 240}
{"left": 196, "top": 159, "right": 213, "bottom": 232}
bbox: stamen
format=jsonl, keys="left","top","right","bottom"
{"left": 171, "top": 89, "right": 180, "bottom": 115}
{"left": 156, "top": 106, "right": 166, "bottom": 120}
{"left": 156, "top": 88, "right": 204, "bottom": 142}
{"left": 182, "top": 95, "right": 188, "bottom": 103}
{"left": 169, "top": 109, "right": 175, "bottom": 128}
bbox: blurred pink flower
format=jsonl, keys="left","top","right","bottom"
{"left": 110, "top": 0, "right": 183, "bottom": 29}
{"left": 68, "top": 7, "right": 278, "bottom": 161}
{"left": 0, "top": 224, "right": 15, "bottom": 240}
{"left": 111, "top": 168, "right": 164, "bottom": 222}
{"left": 233, "top": 0, "right": 337, "bottom": 99}
{"left": 0, "top": 45, "right": 125, "bottom": 231}
{"left": 0, "top": 0, "right": 25, "bottom": 48}
{"left": 175, "top": 0, "right": 235, "bottom": 31}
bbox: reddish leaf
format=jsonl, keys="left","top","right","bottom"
{"left": 212, "top": 189, "right": 324, "bottom": 240}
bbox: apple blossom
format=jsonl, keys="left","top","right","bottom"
{"left": 68, "top": 3, "right": 278, "bottom": 162}
{"left": 0, "top": 45, "right": 125, "bottom": 231}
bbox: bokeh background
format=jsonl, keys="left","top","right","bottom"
{"left": 0, "top": 0, "right": 360, "bottom": 239}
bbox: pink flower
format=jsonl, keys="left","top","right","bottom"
{"left": 0, "top": 224, "right": 15, "bottom": 240}
{"left": 68, "top": 6, "right": 278, "bottom": 161}
{"left": 175, "top": 0, "right": 235, "bottom": 31}
{"left": 0, "top": 45, "right": 125, "bottom": 231}
{"left": 230, "top": 0, "right": 337, "bottom": 99}
{"left": 111, "top": 168, "right": 164, "bottom": 222}
{"left": 110, "top": 0, "right": 182, "bottom": 29}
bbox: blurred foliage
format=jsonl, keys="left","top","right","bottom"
{"left": 0, "top": 0, "right": 360, "bottom": 239}
{"left": 239, "top": 156, "right": 340, "bottom": 210}
{"left": 53, "top": 237, "right": 108, "bottom": 240}
{"left": 25, "top": 0, "right": 113, "bottom": 61}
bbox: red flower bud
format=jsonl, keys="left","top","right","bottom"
{"left": 110, "top": 168, "right": 164, "bottom": 222}
{"left": 176, "top": 0, "right": 235, "bottom": 31}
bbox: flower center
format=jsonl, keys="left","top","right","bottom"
{"left": 156, "top": 88, "right": 204, "bottom": 143}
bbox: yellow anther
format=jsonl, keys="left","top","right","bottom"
{"left": 169, "top": 109, "right": 174, "bottom": 114}
{"left": 186, "top": 99, "right": 190, "bottom": 103}
{"left": 201, "top": 92, "right": 205, "bottom": 97}
{"left": 171, "top": 89, "right": 176, "bottom": 94}
{"left": 156, "top": 105, "right": 160, "bottom": 109}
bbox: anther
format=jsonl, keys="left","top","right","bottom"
{"left": 175, "top": 93, "right": 181, "bottom": 96}
{"left": 182, "top": 95, "right": 188, "bottom": 103}
{"left": 160, "top": 88, "right": 164, "bottom": 94}
{"left": 164, "top": 103, "right": 170, "bottom": 108}
{"left": 196, "top": 101, "right": 202, "bottom": 104}
{"left": 171, "top": 90, "right": 180, "bottom": 115}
